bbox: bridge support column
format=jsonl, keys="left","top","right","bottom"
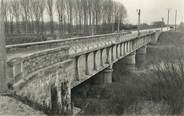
{"left": 150, "top": 32, "right": 161, "bottom": 45}
{"left": 53, "top": 81, "right": 72, "bottom": 114}
{"left": 100, "top": 49, "right": 104, "bottom": 67}
{"left": 103, "top": 65, "right": 113, "bottom": 84}
{"left": 85, "top": 53, "right": 90, "bottom": 75}
{"left": 136, "top": 45, "right": 147, "bottom": 68}
{"left": 106, "top": 47, "right": 111, "bottom": 64}
{"left": 111, "top": 46, "right": 114, "bottom": 62}
{"left": 121, "top": 52, "right": 136, "bottom": 72}
{"left": 93, "top": 65, "right": 113, "bottom": 84}
{"left": 75, "top": 56, "right": 80, "bottom": 81}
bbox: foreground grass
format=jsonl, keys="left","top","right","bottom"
{"left": 72, "top": 31, "right": 184, "bottom": 115}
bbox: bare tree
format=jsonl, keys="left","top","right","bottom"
{"left": 11, "top": 0, "right": 21, "bottom": 34}
{"left": 103, "top": 0, "right": 113, "bottom": 32}
{"left": 93, "top": 0, "right": 103, "bottom": 34}
{"left": 8, "top": 2, "right": 14, "bottom": 34}
{"left": 46, "top": 0, "right": 54, "bottom": 34}
{"left": 1, "top": 0, "right": 9, "bottom": 34}
{"left": 81, "top": 0, "right": 88, "bottom": 34}
{"left": 118, "top": 5, "right": 127, "bottom": 25}
{"left": 87, "top": 0, "right": 92, "bottom": 34}
{"left": 66, "top": 0, "right": 74, "bottom": 33}
{"left": 76, "top": 0, "right": 83, "bottom": 33}
{"left": 56, "top": 0, "right": 65, "bottom": 34}
{"left": 115, "top": 2, "right": 127, "bottom": 32}
{"left": 20, "top": 0, "right": 31, "bottom": 33}
{"left": 2, "top": 0, "right": 127, "bottom": 37}
{"left": 39, "top": 0, "right": 45, "bottom": 34}
{"left": 30, "top": 0, "right": 45, "bottom": 34}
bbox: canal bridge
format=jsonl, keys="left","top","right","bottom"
{"left": 1, "top": 25, "right": 169, "bottom": 113}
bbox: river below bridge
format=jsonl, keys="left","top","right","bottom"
{"left": 72, "top": 31, "right": 184, "bottom": 115}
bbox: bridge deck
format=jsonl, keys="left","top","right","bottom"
{"left": 7, "top": 46, "right": 61, "bottom": 60}
{"left": 6, "top": 31, "right": 150, "bottom": 61}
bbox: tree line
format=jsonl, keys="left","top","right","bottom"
{"left": 2, "top": 0, "right": 127, "bottom": 36}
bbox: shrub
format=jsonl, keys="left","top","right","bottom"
{"left": 143, "top": 58, "right": 184, "bottom": 114}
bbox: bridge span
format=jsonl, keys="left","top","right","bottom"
{"left": 1, "top": 27, "right": 169, "bottom": 113}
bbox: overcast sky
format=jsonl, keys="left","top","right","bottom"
{"left": 115, "top": 0, "right": 184, "bottom": 25}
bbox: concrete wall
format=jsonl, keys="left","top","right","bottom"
{"left": 7, "top": 47, "right": 69, "bottom": 84}
{"left": 16, "top": 60, "right": 74, "bottom": 108}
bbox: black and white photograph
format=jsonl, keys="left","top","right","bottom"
{"left": 0, "top": 0, "right": 184, "bottom": 115}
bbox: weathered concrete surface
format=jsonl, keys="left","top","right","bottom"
{"left": 92, "top": 65, "right": 113, "bottom": 84}
{"left": 136, "top": 45, "right": 147, "bottom": 67}
{"left": 103, "top": 65, "right": 113, "bottom": 84}
{"left": 120, "top": 52, "right": 136, "bottom": 72}
{"left": 15, "top": 60, "right": 74, "bottom": 111}
{"left": 150, "top": 31, "right": 162, "bottom": 45}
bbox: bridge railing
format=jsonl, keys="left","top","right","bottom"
{"left": 6, "top": 27, "right": 168, "bottom": 54}
{"left": 7, "top": 46, "right": 70, "bottom": 86}
{"left": 6, "top": 32, "right": 128, "bottom": 53}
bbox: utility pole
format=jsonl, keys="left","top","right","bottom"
{"left": 117, "top": 12, "right": 120, "bottom": 33}
{"left": 167, "top": 9, "right": 170, "bottom": 30}
{"left": 0, "top": 0, "right": 7, "bottom": 93}
{"left": 137, "top": 9, "right": 141, "bottom": 36}
{"left": 175, "top": 10, "right": 177, "bottom": 31}
{"left": 182, "top": 15, "right": 183, "bottom": 23}
{"left": 117, "top": 16, "right": 120, "bottom": 33}
{"left": 161, "top": 17, "right": 164, "bottom": 31}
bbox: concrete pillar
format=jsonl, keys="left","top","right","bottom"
{"left": 136, "top": 46, "right": 147, "bottom": 68}
{"left": 124, "top": 42, "right": 127, "bottom": 54}
{"left": 150, "top": 32, "right": 161, "bottom": 45}
{"left": 126, "top": 42, "right": 129, "bottom": 53}
{"left": 116, "top": 45, "right": 119, "bottom": 59}
{"left": 7, "top": 57, "right": 23, "bottom": 85}
{"left": 124, "top": 52, "right": 136, "bottom": 65}
{"left": 93, "top": 65, "right": 113, "bottom": 84}
{"left": 121, "top": 52, "right": 136, "bottom": 72}
{"left": 127, "top": 42, "right": 130, "bottom": 53}
{"left": 123, "top": 43, "right": 126, "bottom": 55}
{"left": 85, "top": 53, "right": 90, "bottom": 75}
{"left": 100, "top": 49, "right": 104, "bottom": 67}
{"left": 130, "top": 41, "right": 133, "bottom": 52}
{"left": 58, "top": 81, "right": 72, "bottom": 114}
{"left": 0, "top": 3, "right": 7, "bottom": 93}
{"left": 111, "top": 46, "right": 114, "bottom": 62}
{"left": 75, "top": 56, "right": 79, "bottom": 81}
{"left": 103, "top": 65, "right": 113, "bottom": 84}
{"left": 120, "top": 44, "right": 123, "bottom": 56}
{"left": 93, "top": 51, "right": 97, "bottom": 70}
{"left": 105, "top": 47, "right": 111, "bottom": 64}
